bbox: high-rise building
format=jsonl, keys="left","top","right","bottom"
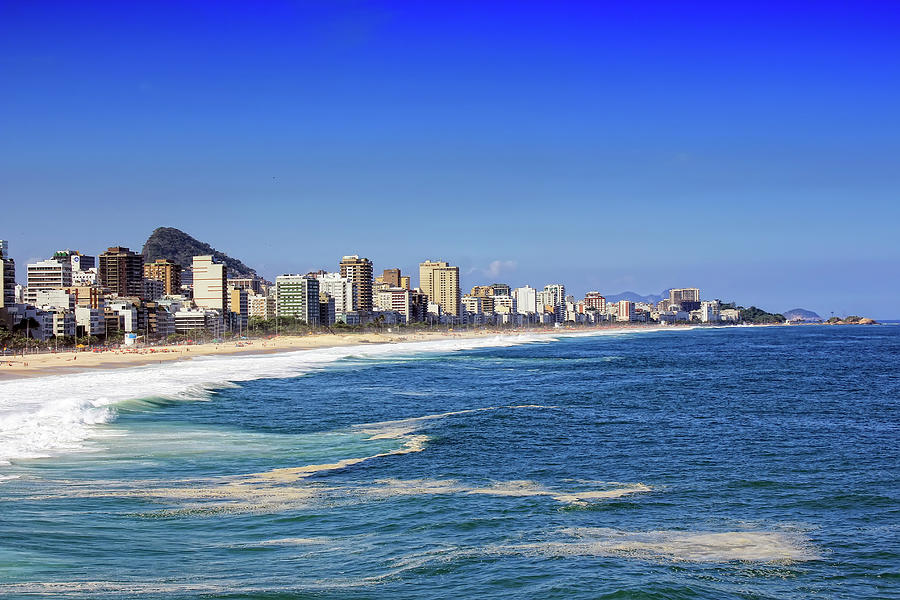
{"left": 98, "top": 247, "right": 144, "bottom": 298}
{"left": 275, "top": 275, "right": 320, "bottom": 325}
{"left": 513, "top": 286, "right": 537, "bottom": 314}
{"left": 0, "top": 240, "right": 15, "bottom": 308}
{"left": 543, "top": 284, "right": 566, "bottom": 307}
{"left": 339, "top": 255, "right": 373, "bottom": 313}
{"left": 230, "top": 287, "right": 249, "bottom": 332}
{"left": 420, "top": 260, "right": 461, "bottom": 316}
{"left": 315, "top": 272, "right": 356, "bottom": 319}
{"left": 670, "top": 288, "right": 701, "bottom": 311}
{"left": 192, "top": 256, "right": 227, "bottom": 312}
{"left": 25, "top": 259, "right": 73, "bottom": 304}
{"left": 617, "top": 300, "right": 635, "bottom": 322}
{"left": 584, "top": 292, "right": 606, "bottom": 312}
{"left": 382, "top": 268, "right": 401, "bottom": 288}
{"left": 144, "top": 259, "right": 183, "bottom": 296}
{"left": 399, "top": 276, "right": 411, "bottom": 290}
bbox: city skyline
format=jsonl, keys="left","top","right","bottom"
{"left": 2, "top": 3, "right": 898, "bottom": 318}
{"left": 0, "top": 229, "right": 891, "bottom": 320}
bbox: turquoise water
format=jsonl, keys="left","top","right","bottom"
{"left": 0, "top": 326, "right": 897, "bottom": 598}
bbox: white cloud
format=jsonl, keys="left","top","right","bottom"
{"left": 483, "top": 260, "right": 517, "bottom": 279}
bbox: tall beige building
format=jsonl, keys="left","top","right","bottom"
{"left": 192, "top": 256, "right": 227, "bottom": 312}
{"left": 419, "top": 260, "right": 461, "bottom": 316}
{"left": 144, "top": 259, "right": 182, "bottom": 296}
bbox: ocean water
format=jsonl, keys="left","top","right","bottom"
{"left": 0, "top": 326, "right": 897, "bottom": 599}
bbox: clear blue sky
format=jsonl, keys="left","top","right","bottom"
{"left": 2, "top": 1, "right": 898, "bottom": 318}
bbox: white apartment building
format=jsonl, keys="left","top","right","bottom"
{"left": 699, "top": 300, "right": 720, "bottom": 323}
{"left": 248, "top": 293, "right": 275, "bottom": 319}
{"left": 315, "top": 272, "right": 356, "bottom": 318}
{"left": 461, "top": 295, "right": 482, "bottom": 315}
{"left": 513, "top": 286, "right": 537, "bottom": 314}
{"left": 25, "top": 259, "right": 72, "bottom": 304}
{"left": 34, "top": 289, "right": 75, "bottom": 311}
{"left": 492, "top": 294, "right": 515, "bottom": 313}
{"left": 175, "top": 308, "right": 223, "bottom": 336}
{"left": 375, "top": 287, "right": 413, "bottom": 323}
{"left": 72, "top": 268, "right": 97, "bottom": 286}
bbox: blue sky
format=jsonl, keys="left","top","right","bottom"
{"left": 2, "top": 1, "right": 898, "bottom": 317}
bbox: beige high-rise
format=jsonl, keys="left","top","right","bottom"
{"left": 419, "top": 260, "right": 460, "bottom": 316}
{"left": 192, "top": 256, "right": 227, "bottom": 312}
{"left": 144, "top": 259, "right": 182, "bottom": 296}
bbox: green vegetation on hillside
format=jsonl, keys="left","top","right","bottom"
{"left": 142, "top": 227, "right": 258, "bottom": 278}
{"left": 738, "top": 306, "right": 786, "bottom": 324}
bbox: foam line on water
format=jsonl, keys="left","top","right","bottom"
{"left": 23, "top": 405, "right": 646, "bottom": 514}
{"left": 0, "top": 334, "right": 547, "bottom": 467}
{"left": 502, "top": 527, "right": 820, "bottom": 563}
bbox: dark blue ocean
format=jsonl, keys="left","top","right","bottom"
{"left": 0, "top": 325, "right": 898, "bottom": 599}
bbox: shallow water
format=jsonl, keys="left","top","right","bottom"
{"left": 0, "top": 326, "right": 897, "bottom": 598}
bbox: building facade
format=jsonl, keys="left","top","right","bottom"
{"left": 513, "top": 285, "right": 537, "bottom": 314}
{"left": 419, "top": 260, "right": 461, "bottom": 316}
{"left": 98, "top": 247, "right": 144, "bottom": 298}
{"left": 275, "top": 275, "right": 320, "bottom": 325}
{"left": 144, "top": 259, "right": 182, "bottom": 296}
{"left": 192, "top": 256, "right": 227, "bottom": 313}
{"left": 25, "top": 259, "right": 73, "bottom": 304}
{"left": 0, "top": 240, "right": 15, "bottom": 308}
{"left": 248, "top": 293, "right": 276, "bottom": 320}
{"left": 583, "top": 291, "right": 607, "bottom": 312}
{"left": 315, "top": 272, "right": 356, "bottom": 319}
{"left": 339, "top": 255, "right": 373, "bottom": 313}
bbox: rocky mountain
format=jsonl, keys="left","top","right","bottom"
{"left": 142, "top": 227, "right": 258, "bottom": 279}
{"left": 783, "top": 308, "right": 822, "bottom": 321}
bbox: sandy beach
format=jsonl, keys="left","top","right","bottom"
{"left": 0, "top": 324, "right": 712, "bottom": 380}
{"left": 0, "top": 329, "right": 549, "bottom": 379}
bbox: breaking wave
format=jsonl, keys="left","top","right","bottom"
{"left": 0, "top": 335, "right": 547, "bottom": 467}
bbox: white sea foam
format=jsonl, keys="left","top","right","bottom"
{"left": 505, "top": 527, "right": 820, "bottom": 563}
{"left": 0, "top": 334, "right": 546, "bottom": 466}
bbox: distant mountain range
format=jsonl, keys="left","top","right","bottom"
{"left": 142, "top": 227, "right": 259, "bottom": 279}
{"left": 604, "top": 290, "right": 670, "bottom": 304}
{"left": 782, "top": 308, "right": 822, "bottom": 321}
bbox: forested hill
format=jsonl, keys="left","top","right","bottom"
{"left": 141, "top": 227, "right": 258, "bottom": 278}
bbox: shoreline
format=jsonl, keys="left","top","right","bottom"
{"left": 0, "top": 324, "right": 697, "bottom": 380}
